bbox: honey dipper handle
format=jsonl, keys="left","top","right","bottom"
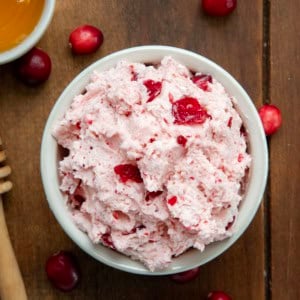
{"left": 0, "top": 198, "right": 27, "bottom": 300}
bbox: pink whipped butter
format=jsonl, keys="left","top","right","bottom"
{"left": 53, "top": 57, "right": 251, "bottom": 271}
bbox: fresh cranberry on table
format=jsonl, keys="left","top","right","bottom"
{"left": 202, "top": 0, "right": 237, "bottom": 17}
{"left": 45, "top": 251, "right": 80, "bottom": 292}
{"left": 69, "top": 25, "right": 104, "bottom": 55}
{"left": 258, "top": 104, "right": 282, "bottom": 136}
{"left": 16, "top": 47, "right": 51, "bottom": 85}
{"left": 207, "top": 290, "right": 232, "bottom": 300}
{"left": 170, "top": 267, "right": 200, "bottom": 283}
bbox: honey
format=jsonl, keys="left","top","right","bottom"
{"left": 0, "top": 0, "right": 44, "bottom": 52}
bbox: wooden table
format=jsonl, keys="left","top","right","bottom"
{"left": 0, "top": 1, "right": 299, "bottom": 299}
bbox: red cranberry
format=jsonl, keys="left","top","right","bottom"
{"left": 16, "top": 47, "right": 51, "bottom": 85}
{"left": 114, "top": 164, "right": 143, "bottom": 183}
{"left": 113, "top": 211, "right": 119, "bottom": 219}
{"left": 172, "top": 97, "right": 211, "bottom": 125}
{"left": 170, "top": 267, "right": 200, "bottom": 283}
{"left": 240, "top": 125, "right": 247, "bottom": 137}
{"left": 258, "top": 104, "right": 282, "bottom": 135}
{"left": 136, "top": 224, "right": 146, "bottom": 230}
{"left": 69, "top": 181, "right": 86, "bottom": 209}
{"left": 76, "top": 121, "right": 83, "bottom": 130}
{"left": 227, "top": 117, "right": 233, "bottom": 128}
{"left": 70, "top": 194, "right": 85, "bottom": 209}
{"left": 101, "top": 233, "right": 115, "bottom": 249}
{"left": 207, "top": 291, "right": 232, "bottom": 300}
{"left": 145, "top": 191, "right": 163, "bottom": 201}
{"left": 69, "top": 25, "right": 104, "bottom": 55}
{"left": 143, "top": 80, "right": 162, "bottom": 102}
{"left": 192, "top": 74, "right": 212, "bottom": 91}
{"left": 167, "top": 196, "right": 177, "bottom": 206}
{"left": 237, "top": 153, "right": 243, "bottom": 162}
{"left": 130, "top": 65, "right": 138, "bottom": 81}
{"left": 59, "top": 146, "right": 70, "bottom": 158}
{"left": 45, "top": 251, "right": 80, "bottom": 292}
{"left": 177, "top": 135, "right": 187, "bottom": 146}
{"left": 225, "top": 216, "right": 235, "bottom": 230}
{"left": 202, "top": 0, "right": 237, "bottom": 16}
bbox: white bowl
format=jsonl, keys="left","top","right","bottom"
{"left": 0, "top": 0, "right": 56, "bottom": 65}
{"left": 41, "top": 46, "right": 268, "bottom": 275}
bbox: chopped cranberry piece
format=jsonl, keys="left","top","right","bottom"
{"left": 130, "top": 65, "right": 138, "bottom": 81}
{"left": 112, "top": 211, "right": 119, "bottom": 219}
{"left": 114, "top": 164, "right": 143, "bottom": 183}
{"left": 132, "top": 72, "right": 138, "bottom": 81}
{"left": 136, "top": 224, "right": 146, "bottom": 230}
{"left": 227, "top": 117, "right": 233, "bottom": 128}
{"left": 240, "top": 125, "right": 247, "bottom": 137}
{"left": 72, "top": 194, "right": 85, "bottom": 209}
{"left": 202, "top": 0, "right": 237, "bottom": 17}
{"left": 59, "top": 146, "right": 70, "bottom": 158}
{"left": 69, "top": 181, "right": 85, "bottom": 209}
{"left": 258, "top": 104, "right": 282, "bottom": 136}
{"left": 122, "top": 227, "right": 137, "bottom": 235}
{"left": 170, "top": 267, "right": 200, "bottom": 283}
{"left": 124, "top": 111, "right": 132, "bottom": 117}
{"left": 45, "top": 251, "right": 80, "bottom": 292}
{"left": 225, "top": 216, "right": 236, "bottom": 230}
{"left": 207, "top": 291, "right": 232, "bottom": 300}
{"left": 143, "top": 80, "right": 162, "bottom": 102}
{"left": 101, "top": 233, "right": 115, "bottom": 249}
{"left": 237, "top": 153, "right": 243, "bottom": 162}
{"left": 167, "top": 196, "right": 177, "bottom": 206}
{"left": 76, "top": 122, "right": 81, "bottom": 129}
{"left": 192, "top": 74, "right": 212, "bottom": 91}
{"left": 130, "top": 228, "right": 137, "bottom": 234}
{"left": 145, "top": 191, "right": 163, "bottom": 201}
{"left": 172, "top": 97, "right": 211, "bottom": 125}
{"left": 177, "top": 135, "right": 187, "bottom": 146}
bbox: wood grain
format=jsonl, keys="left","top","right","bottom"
{"left": 0, "top": 1, "right": 264, "bottom": 299}
{"left": 0, "top": 200, "right": 27, "bottom": 300}
{"left": 270, "top": 1, "right": 300, "bottom": 299}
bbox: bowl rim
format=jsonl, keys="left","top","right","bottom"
{"left": 0, "top": 0, "right": 56, "bottom": 65}
{"left": 41, "top": 45, "right": 268, "bottom": 275}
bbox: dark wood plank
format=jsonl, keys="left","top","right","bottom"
{"left": 0, "top": 1, "right": 264, "bottom": 299}
{"left": 270, "top": 1, "right": 300, "bottom": 299}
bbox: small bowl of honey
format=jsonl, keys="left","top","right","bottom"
{"left": 0, "top": 0, "right": 55, "bottom": 65}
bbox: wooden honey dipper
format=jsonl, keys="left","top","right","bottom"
{"left": 0, "top": 137, "right": 27, "bottom": 300}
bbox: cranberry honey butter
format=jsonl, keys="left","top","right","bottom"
{"left": 53, "top": 57, "right": 250, "bottom": 271}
